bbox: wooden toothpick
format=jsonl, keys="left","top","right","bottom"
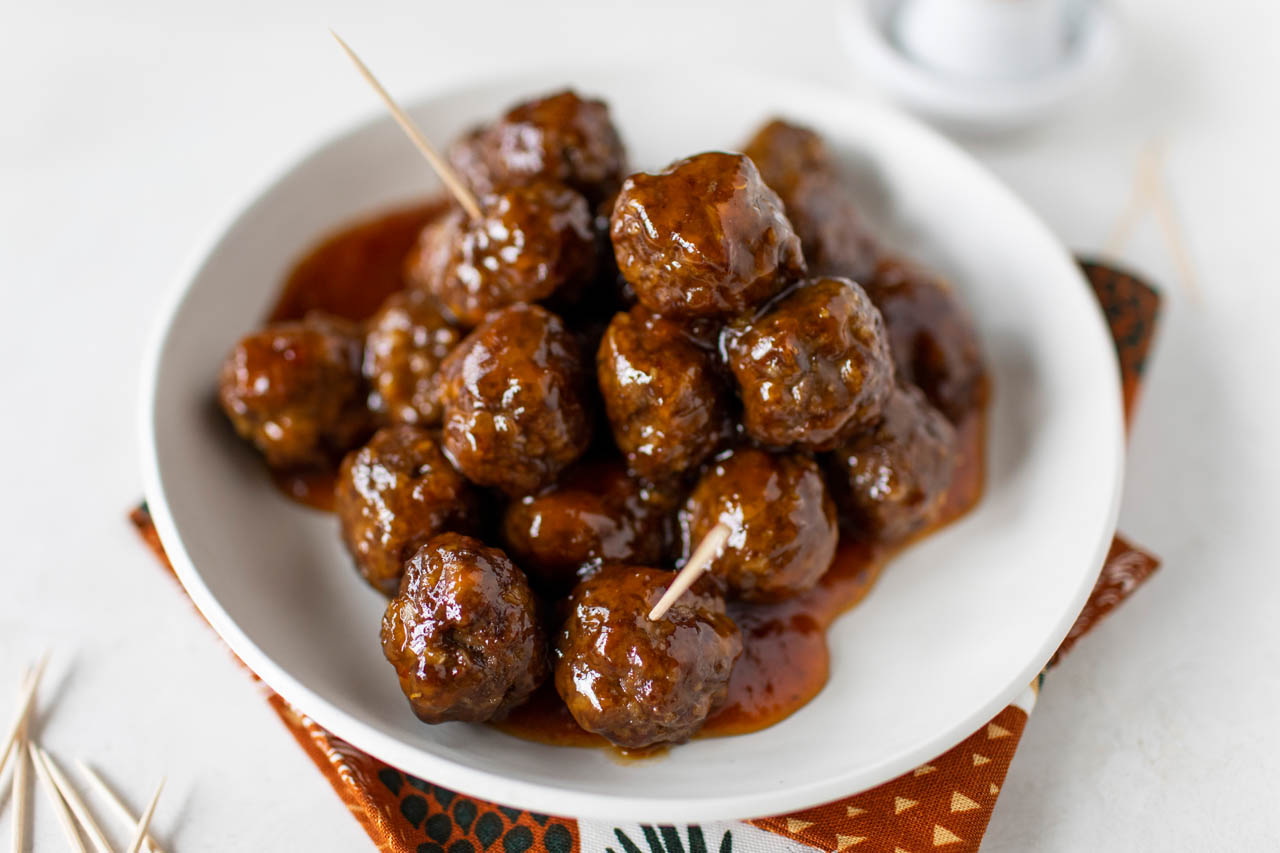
{"left": 28, "top": 743, "right": 89, "bottom": 853}
{"left": 11, "top": 720, "right": 29, "bottom": 853}
{"left": 37, "top": 748, "right": 117, "bottom": 853}
{"left": 0, "top": 657, "right": 48, "bottom": 778}
{"left": 330, "top": 31, "right": 483, "bottom": 220}
{"left": 75, "top": 763, "right": 164, "bottom": 853}
{"left": 648, "top": 522, "right": 732, "bottom": 621}
{"left": 123, "top": 780, "right": 164, "bottom": 853}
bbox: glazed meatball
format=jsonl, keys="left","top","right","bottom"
{"left": 865, "top": 258, "right": 988, "bottom": 423}
{"left": 447, "top": 90, "right": 628, "bottom": 205}
{"left": 610, "top": 152, "right": 806, "bottom": 320}
{"left": 825, "top": 385, "right": 958, "bottom": 541}
{"left": 726, "top": 277, "right": 893, "bottom": 450}
{"left": 439, "top": 304, "right": 593, "bottom": 495}
{"left": 742, "top": 120, "right": 878, "bottom": 282}
{"left": 501, "top": 460, "right": 677, "bottom": 588}
{"left": 363, "top": 290, "right": 464, "bottom": 426}
{"left": 555, "top": 565, "right": 742, "bottom": 749}
{"left": 596, "top": 305, "right": 732, "bottom": 481}
{"left": 680, "top": 448, "right": 838, "bottom": 602}
{"left": 382, "top": 533, "right": 549, "bottom": 723}
{"left": 217, "top": 313, "right": 369, "bottom": 468}
{"left": 406, "top": 182, "right": 598, "bottom": 328}
{"left": 335, "top": 426, "right": 481, "bottom": 595}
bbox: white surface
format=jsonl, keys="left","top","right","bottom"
{"left": 1, "top": 0, "right": 1276, "bottom": 848}
{"left": 141, "top": 67, "right": 1123, "bottom": 821}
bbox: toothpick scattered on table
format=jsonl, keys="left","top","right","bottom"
{"left": 75, "top": 763, "right": 165, "bottom": 853}
{"left": 11, "top": 719, "right": 29, "bottom": 853}
{"left": 38, "top": 748, "right": 116, "bottom": 853}
{"left": 1, "top": 656, "right": 48, "bottom": 778}
{"left": 648, "top": 521, "right": 732, "bottom": 621}
{"left": 28, "top": 743, "right": 89, "bottom": 853}
{"left": 123, "top": 780, "right": 164, "bottom": 853}
{"left": 330, "top": 30, "right": 483, "bottom": 220}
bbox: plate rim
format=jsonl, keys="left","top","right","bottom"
{"left": 138, "top": 62, "right": 1126, "bottom": 822}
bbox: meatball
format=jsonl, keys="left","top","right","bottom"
{"left": 680, "top": 448, "right": 838, "bottom": 602}
{"left": 447, "top": 90, "right": 628, "bottom": 205}
{"left": 217, "top": 313, "right": 369, "bottom": 468}
{"left": 438, "top": 304, "right": 593, "bottom": 495}
{"left": 382, "top": 533, "right": 549, "bottom": 723}
{"left": 335, "top": 426, "right": 481, "bottom": 595}
{"left": 610, "top": 152, "right": 806, "bottom": 320}
{"left": 555, "top": 565, "right": 742, "bottom": 749}
{"left": 501, "top": 460, "right": 677, "bottom": 588}
{"left": 725, "top": 277, "right": 893, "bottom": 450}
{"left": 363, "top": 290, "right": 464, "bottom": 427}
{"left": 406, "top": 182, "right": 598, "bottom": 328}
{"left": 742, "top": 120, "right": 878, "bottom": 282}
{"left": 865, "top": 258, "right": 988, "bottom": 423}
{"left": 825, "top": 385, "right": 957, "bottom": 541}
{"left": 596, "top": 305, "right": 732, "bottom": 481}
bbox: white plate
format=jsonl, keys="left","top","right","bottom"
{"left": 140, "top": 65, "right": 1124, "bottom": 822}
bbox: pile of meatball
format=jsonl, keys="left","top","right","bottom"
{"left": 217, "top": 91, "right": 986, "bottom": 750}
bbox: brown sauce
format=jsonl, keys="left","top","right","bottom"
{"left": 263, "top": 197, "right": 988, "bottom": 751}
{"left": 269, "top": 200, "right": 448, "bottom": 324}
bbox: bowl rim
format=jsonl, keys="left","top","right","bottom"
{"left": 138, "top": 62, "right": 1125, "bottom": 821}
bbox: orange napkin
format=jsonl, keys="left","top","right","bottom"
{"left": 131, "top": 259, "right": 1159, "bottom": 853}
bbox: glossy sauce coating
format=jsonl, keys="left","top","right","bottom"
{"left": 407, "top": 182, "right": 598, "bottom": 327}
{"left": 501, "top": 460, "right": 676, "bottom": 589}
{"left": 217, "top": 313, "right": 370, "bottom": 469}
{"left": 363, "top": 290, "right": 463, "bottom": 427}
{"left": 866, "top": 257, "right": 988, "bottom": 423}
{"left": 726, "top": 277, "right": 894, "bottom": 450}
{"left": 825, "top": 385, "right": 957, "bottom": 542}
{"left": 555, "top": 564, "right": 742, "bottom": 749}
{"left": 680, "top": 448, "right": 839, "bottom": 603}
{"left": 438, "top": 303, "right": 593, "bottom": 495}
{"left": 596, "top": 304, "right": 732, "bottom": 481}
{"left": 448, "top": 90, "right": 628, "bottom": 205}
{"left": 743, "top": 119, "right": 879, "bottom": 283}
{"left": 382, "top": 533, "right": 549, "bottom": 724}
{"left": 610, "top": 152, "right": 806, "bottom": 320}
{"left": 335, "top": 425, "right": 481, "bottom": 595}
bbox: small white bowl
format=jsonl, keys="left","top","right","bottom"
{"left": 838, "top": 0, "right": 1119, "bottom": 134}
{"left": 140, "top": 64, "right": 1123, "bottom": 821}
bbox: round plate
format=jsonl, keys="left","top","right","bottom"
{"left": 140, "top": 65, "right": 1124, "bottom": 822}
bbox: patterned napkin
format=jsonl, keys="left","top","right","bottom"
{"left": 131, "top": 259, "right": 1159, "bottom": 853}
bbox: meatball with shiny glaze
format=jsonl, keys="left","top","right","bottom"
{"left": 825, "top": 385, "right": 957, "bottom": 541}
{"left": 555, "top": 565, "right": 742, "bottom": 749}
{"left": 363, "top": 290, "right": 464, "bottom": 426}
{"left": 742, "top": 119, "right": 878, "bottom": 283}
{"left": 611, "top": 152, "right": 806, "bottom": 320}
{"left": 502, "top": 460, "right": 677, "bottom": 589}
{"left": 217, "top": 313, "right": 369, "bottom": 468}
{"left": 865, "top": 258, "right": 988, "bottom": 423}
{"left": 726, "top": 277, "right": 893, "bottom": 450}
{"left": 407, "top": 182, "right": 598, "bottom": 328}
{"left": 680, "top": 448, "right": 838, "bottom": 602}
{"left": 382, "top": 533, "right": 549, "bottom": 724}
{"left": 335, "top": 426, "right": 481, "bottom": 595}
{"left": 597, "top": 305, "right": 731, "bottom": 481}
{"left": 447, "top": 90, "right": 628, "bottom": 205}
{"left": 439, "top": 304, "right": 593, "bottom": 495}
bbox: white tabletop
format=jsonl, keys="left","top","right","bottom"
{"left": 2, "top": 0, "right": 1276, "bottom": 849}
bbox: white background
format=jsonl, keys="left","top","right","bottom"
{"left": 1, "top": 0, "right": 1277, "bottom": 849}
